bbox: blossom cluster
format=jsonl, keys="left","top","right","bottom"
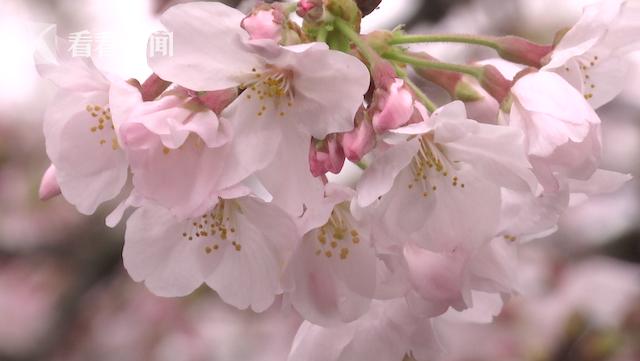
{"left": 36, "top": 0, "right": 637, "bottom": 360}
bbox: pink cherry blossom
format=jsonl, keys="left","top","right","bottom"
{"left": 36, "top": 40, "right": 128, "bottom": 215}
{"left": 288, "top": 299, "right": 441, "bottom": 361}
{"left": 509, "top": 71, "right": 602, "bottom": 191}
{"left": 356, "top": 101, "right": 534, "bottom": 248}
{"left": 284, "top": 185, "right": 377, "bottom": 326}
{"left": 123, "top": 195, "right": 298, "bottom": 312}
{"left": 543, "top": 0, "right": 640, "bottom": 108}
{"left": 109, "top": 81, "right": 247, "bottom": 219}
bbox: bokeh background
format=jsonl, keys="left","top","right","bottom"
{"left": 0, "top": 0, "right": 638, "bottom": 360}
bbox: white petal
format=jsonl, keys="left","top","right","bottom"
{"left": 149, "top": 2, "right": 263, "bottom": 90}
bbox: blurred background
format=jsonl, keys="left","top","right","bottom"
{"left": 0, "top": 0, "right": 638, "bottom": 360}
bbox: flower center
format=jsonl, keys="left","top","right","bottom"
{"left": 241, "top": 66, "right": 295, "bottom": 118}
{"left": 180, "top": 199, "right": 243, "bottom": 254}
{"left": 314, "top": 205, "right": 361, "bottom": 260}
{"left": 407, "top": 138, "right": 465, "bottom": 198}
{"left": 85, "top": 104, "right": 118, "bottom": 151}
{"left": 563, "top": 54, "right": 599, "bottom": 101}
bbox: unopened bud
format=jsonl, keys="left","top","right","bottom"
{"left": 309, "top": 135, "right": 345, "bottom": 177}
{"left": 372, "top": 78, "right": 415, "bottom": 133}
{"left": 495, "top": 36, "right": 553, "bottom": 68}
{"left": 242, "top": 7, "right": 285, "bottom": 42}
{"left": 39, "top": 164, "right": 61, "bottom": 201}
{"left": 297, "top": 0, "right": 323, "bottom": 21}
{"left": 409, "top": 52, "right": 483, "bottom": 102}
{"left": 478, "top": 65, "right": 513, "bottom": 104}
{"left": 341, "top": 107, "right": 376, "bottom": 161}
{"left": 196, "top": 88, "right": 238, "bottom": 114}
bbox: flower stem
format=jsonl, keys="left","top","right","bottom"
{"left": 389, "top": 33, "right": 500, "bottom": 51}
{"left": 382, "top": 50, "right": 484, "bottom": 79}
{"left": 333, "top": 17, "right": 377, "bottom": 66}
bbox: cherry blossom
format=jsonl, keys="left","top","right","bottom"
{"left": 284, "top": 185, "right": 377, "bottom": 326}
{"left": 123, "top": 195, "right": 297, "bottom": 312}
{"left": 36, "top": 41, "right": 128, "bottom": 215}
{"left": 543, "top": 0, "right": 640, "bottom": 108}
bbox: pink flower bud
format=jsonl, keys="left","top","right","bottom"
{"left": 372, "top": 78, "right": 415, "bottom": 133}
{"left": 495, "top": 36, "right": 553, "bottom": 68}
{"left": 38, "top": 164, "right": 61, "bottom": 201}
{"left": 195, "top": 88, "right": 238, "bottom": 114}
{"left": 297, "top": 0, "right": 323, "bottom": 21}
{"left": 309, "top": 135, "right": 345, "bottom": 177}
{"left": 341, "top": 107, "right": 376, "bottom": 161}
{"left": 371, "top": 59, "right": 397, "bottom": 89}
{"left": 241, "top": 9, "right": 283, "bottom": 41}
{"left": 479, "top": 65, "right": 513, "bottom": 104}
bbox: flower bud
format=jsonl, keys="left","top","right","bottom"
{"left": 297, "top": 0, "right": 323, "bottom": 21}
{"left": 495, "top": 36, "right": 553, "bottom": 68}
{"left": 39, "top": 164, "right": 61, "bottom": 201}
{"left": 372, "top": 78, "right": 415, "bottom": 133}
{"left": 410, "top": 52, "right": 482, "bottom": 102}
{"left": 195, "top": 88, "right": 238, "bottom": 114}
{"left": 341, "top": 107, "right": 376, "bottom": 161}
{"left": 478, "top": 65, "right": 513, "bottom": 104}
{"left": 309, "top": 135, "right": 346, "bottom": 177}
{"left": 241, "top": 7, "right": 285, "bottom": 42}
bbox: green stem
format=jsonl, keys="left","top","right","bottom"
{"left": 317, "top": 26, "right": 329, "bottom": 42}
{"left": 333, "top": 17, "right": 377, "bottom": 66}
{"left": 389, "top": 33, "right": 500, "bottom": 50}
{"left": 382, "top": 50, "right": 484, "bottom": 79}
{"left": 393, "top": 64, "right": 437, "bottom": 113}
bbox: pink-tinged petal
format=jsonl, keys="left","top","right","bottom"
{"left": 439, "top": 291, "right": 504, "bottom": 324}
{"left": 205, "top": 198, "right": 297, "bottom": 312}
{"left": 38, "top": 164, "right": 61, "bottom": 201}
{"left": 415, "top": 164, "right": 501, "bottom": 251}
{"left": 404, "top": 244, "right": 467, "bottom": 316}
{"left": 435, "top": 110, "right": 536, "bottom": 192}
{"left": 288, "top": 321, "right": 357, "bottom": 361}
{"left": 341, "top": 108, "right": 376, "bottom": 162}
{"left": 35, "top": 37, "right": 110, "bottom": 93}
{"left": 44, "top": 91, "right": 128, "bottom": 215}
{"left": 123, "top": 204, "right": 210, "bottom": 297}
{"left": 510, "top": 72, "right": 601, "bottom": 157}
{"left": 568, "top": 169, "right": 632, "bottom": 196}
{"left": 180, "top": 110, "right": 232, "bottom": 148}
{"left": 125, "top": 131, "right": 231, "bottom": 219}
{"left": 219, "top": 96, "right": 283, "bottom": 189}
{"left": 288, "top": 300, "right": 440, "bottom": 361}
{"left": 498, "top": 188, "right": 568, "bottom": 242}
{"left": 242, "top": 10, "right": 282, "bottom": 41}
{"left": 286, "top": 234, "right": 372, "bottom": 326}
{"left": 149, "top": 2, "right": 263, "bottom": 90}
{"left": 467, "top": 238, "right": 518, "bottom": 294}
{"left": 256, "top": 123, "right": 325, "bottom": 220}
{"left": 297, "top": 183, "right": 355, "bottom": 235}
{"left": 108, "top": 80, "right": 143, "bottom": 134}
{"left": 105, "top": 190, "right": 144, "bottom": 228}
{"left": 356, "top": 139, "right": 420, "bottom": 207}
{"left": 286, "top": 46, "right": 370, "bottom": 138}
{"left": 574, "top": 53, "right": 631, "bottom": 109}
{"left": 372, "top": 79, "right": 415, "bottom": 133}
